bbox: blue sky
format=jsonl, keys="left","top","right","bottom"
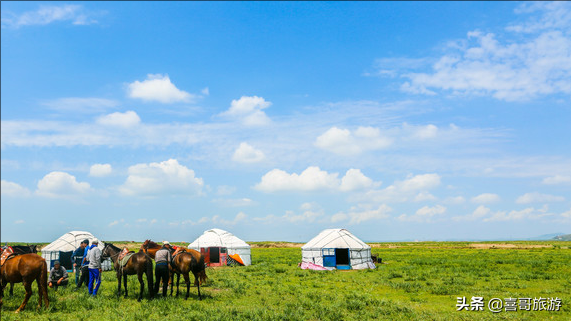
{"left": 1, "top": 1, "right": 570, "bottom": 243}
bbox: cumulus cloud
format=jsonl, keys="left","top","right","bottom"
{"left": 471, "top": 193, "right": 501, "bottom": 204}
{"left": 180, "top": 212, "right": 247, "bottom": 226}
{"left": 97, "top": 111, "right": 141, "bottom": 128}
{"left": 452, "top": 205, "right": 491, "bottom": 221}
{"left": 398, "top": 204, "right": 446, "bottom": 222}
{"left": 516, "top": 192, "right": 565, "bottom": 204}
{"left": 2, "top": 4, "right": 99, "bottom": 28}
{"left": 402, "top": 123, "right": 439, "bottom": 140}
{"left": 119, "top": 159, "right": 204, "bottom": 197}
{"left": 254, "top": 167, "right": 377, "bottom": 193}
{"left": 315, "top": 126, "right": 392, "bottom": 156}
{"left": 232, "top": 142, "right": 266, "bottom": 163}
{"left": 379, "top": 2, "right": 571, "bottom": 101}
{"left": 355, "top": 173, "right": 441, "bottom": 203}
{"left": 542, "top": 175, "right": 571, "bottom": 185}
{"left": 414, "top": 192, "right": 437, "bottom": 202}
{"left": 220, "top": 96, "right": 272, "bottom": 126}
{"left": 89, "top": 164, "right": 112, "bottom": 177}
{"left": 444, "top": 196, "right": 466, "bottom": 205}
{"left": 36, "top": 171, "right": 91, "bottom": 198}
{"left": 127, "top": 74, "right": 195, "bottom": 104}
{"left": 1, "top": 180, "right": 31, "bottom": 197}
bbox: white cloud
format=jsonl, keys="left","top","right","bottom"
{"left": 201, "top": 87, "right": 210, "bottom": 96}
{"left": 89, "top": 164, "right": 112, "bottom": 177}
{"left": 14, "top": 220, "right": 25, "bottom": 224}
{"left": 255, "top": 166, "right": 339, "bottom": 192}
{"left": 42, "top": 97, "right": 119, "bottom": 113}
{"left": 452, "top": 205, "right": 491, "bottom": 221}
{"left": 516, "top": 192, "right": 565, "bottom": 204}
{"left": 355, "top": 173, "right": 441, "bottom": 203}
{"left": 182, "top": 212, "right": 248, "bottom": 226}
{"left": 97, "top": 111, "right": 141, "bottom": 128}
{"left": 216, "top": 185, "right": 236, "bottom": 196}
{"left": 484, "top": 205, "right": 552, "bottom": 222}
{"left": 542, "top": 175, "right": 571, "bottom": 185}
{"left": 339, "top": 169, "right": 375, "bottom": 191}
{"left": 561, "top": 208, "right": 571, "bottom": 219}
{"left": 315, "top": 126, "right": 392, "bottom": 156}
{"left": 220, "top": 96, "right": 272, "bottom": 126}
{"left": 1, "top": 180, "right": 31, "bottom": 197}
{"left": 340, "top": 204, "right": 392, "bottom": 224}
{"left": 383, "top": 2, "right": 571, "bottom": 101}
{"left": 402, "top": 123, "right": 439, "bottom": 140}
{"left": 414, "top": 192, "right": 437, "bottom": 202}
{"left": 36, "top": 171, "right": 91, "bottom": 198}
{"left": 119, "top": 159, "right": 204, "bottom": 197}
{"left": 398, "top": 205, "right": 446, "bottom": 222}
{"left": 254, "top": 167, "right": 377, "bottom": 193}
{"left": 2, "top": 4, "right": 99, "bottom": 28}
{"left": 444, "top": 196, "right": 466, "bottom": 204}
{"left": 232, "top": 142, "right": 266, "bottom": 163}
{"left": 127, "top": 74, "right": 195, "bottom": 104}
{"left": 109, "top": 219, "right": 124, "bottom": 227}
{"left": 471, "top": 193, "right": 501, "bottom": 204}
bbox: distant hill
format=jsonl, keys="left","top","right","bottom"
{"left": 553, "top": 234, "right": 571, "bottom": 241}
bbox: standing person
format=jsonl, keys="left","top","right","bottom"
{"left": 75, "top": 240, "right": 95, "bottom": 290}
{"left": 153, "top": 241, "right": 172, "bottom": 297}
{"left": 86, "top": 239, "right": 102, "bottom": 296}
{"left": 48, "top": 261, "right": 69, "bottom": 290}
{"left": 71, "top": 239, "right": 88, "bottom": 286}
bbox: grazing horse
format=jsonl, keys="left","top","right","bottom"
{"left": 101, "top": 243, "right": 154, "bottom": 301}
{"left": 0, "top": 252, "right": 49, "bottom": 313}
{"left": 170, "top": 247, "right": 207, "bottom": 300}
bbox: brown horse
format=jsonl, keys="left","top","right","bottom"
{"left": 170, "top": 248, "right": 207, "bottom": 300}
{"left": 101, "top": 243, "right": 154, "bottom": 301}
{"left": 0, "top": 253, "right": 49, "bottom": 313}
{"left": 4, "top": 245, "right": 38, "bottom": 296}
{"left": 140, "top": 240, "right": 163, "bottom": 258}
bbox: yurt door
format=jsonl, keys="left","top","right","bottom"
{"left": 322, "top": 248, "right": 335, "bottom": 267}
{"left": 335, "top": 248, "right": 351, "bottom": 270}
{"left": 209, "top": 247, "right": 220, "bottom": 263}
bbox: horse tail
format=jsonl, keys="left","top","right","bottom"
{"left": 40, "top": 259, "right": 49, "bottom": 308}
{"left": 197, "top": 255, "right": 207, "bottom": 285}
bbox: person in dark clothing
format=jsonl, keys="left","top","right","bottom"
{"left": 49, "top": 261, "right": 69, "bottom": 290}
{"left": 75, "top": 240, "right": 95, "bottom": 290}
{"left": 153, "top": 241, "right": 173, "bottom": 297}
{"left": 71, "top": 239, "right": 89, "bottom": 286}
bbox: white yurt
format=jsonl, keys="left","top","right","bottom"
{"left": 41, "top": 231, "right": 112, "bottom": 271}
{"left": 188, "top": 228, "right": 251, "bottom": 266}
{"left": 301, "top": 228, "right": 375, "bottom": 270}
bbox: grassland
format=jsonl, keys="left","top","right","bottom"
{"left": 1, "top": 241, "right": 570, "bottom": 320}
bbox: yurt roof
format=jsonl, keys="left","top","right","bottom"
{"left": 301, "top": 228, "right": 370, "bottom": 250}
{"left": 188, "top": 228, "right": 250, "bottom": 249}
{"left": 42, "top": 231, "right": 103, "bottom": 252}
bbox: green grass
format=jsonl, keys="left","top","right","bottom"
{"left": 1, "top": 241, "right": 570, "bottom": 320}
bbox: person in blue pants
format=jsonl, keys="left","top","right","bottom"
{"left": 86, "top": 238, "right": 102, "bottom": 296}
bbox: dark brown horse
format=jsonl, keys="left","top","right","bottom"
{"left": 170, "top": 247, "right": 207, "bottom": 300}
{"left": 101, "top": 243, "right": 154, "bottom": 301}
{"left": 0, "top": 253, "right": 49, "bottom": 313}
{"left": 140, "top": 240, "right": 163, "bottom": 259}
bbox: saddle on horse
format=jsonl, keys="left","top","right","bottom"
{"left": 1, "top": 246, "right": 15, "bottom": 267}
{"left": 118, "top": 248, "right": 134, "bottom": 267}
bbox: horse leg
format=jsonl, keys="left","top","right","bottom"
{"left": 196, "top": 274, "right": 202, "bottom": 301}
{"left": 36, "top": 273, "right": 43, "bottom": 309}
{"left": 137, "top": 271, "right": 144, "bottom": 302}
{"left": 117, "top": 272, "right": 122, "bottom": 297}
{"left": 9, "top": 283, "right": 14, "bottom": 296}
{"left": 123, "top": 273, "right": 128, "bottom": 298}
{"left": 15, "top": 280, "right": 32, "bottom": 313}
{"left": 0, "top": 279, "right": 6, "bottom": 307}
{"left": 184, "top": 273, "right": 191, "bottom": 300}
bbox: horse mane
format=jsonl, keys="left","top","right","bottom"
{"left": 145, "top": 240, "right": 160, "bottom": 249}
{"left": 105, "top": 242, "right": 121, "bottom": 252}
